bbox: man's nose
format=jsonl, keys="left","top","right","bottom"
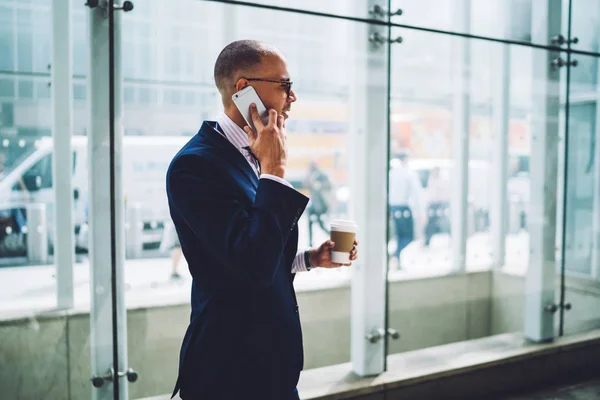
{"left": 288, "top": 89, "right": 297, "bottom": 103}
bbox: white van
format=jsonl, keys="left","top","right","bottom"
{"left": 0, "top": 135, "right": 190, "bottom": 257}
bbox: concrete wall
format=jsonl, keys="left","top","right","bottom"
{"left": 490, "top": 271, "right": 600, "bottom": 335}
{"left": 490, "top": 272, "right": 525, "bottom": 334}
{"left": 1, "top": 269, "right": 599, "bottom": 400}
{"left": 387, "top": 272, "right": 492, "bottom": 354}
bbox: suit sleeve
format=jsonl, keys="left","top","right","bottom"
{"left": 167, "top": 154, "right": 308, "bottom": 287}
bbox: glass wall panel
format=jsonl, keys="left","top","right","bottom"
{"left": 0, "top": 0, "right": 55, "bottom": 315}
{"left": 120, "top": 1, "right": 372, "bottom": 398}
{"left": 386, "top": 24, "right": 552, "bottom": 354}
{"left": 563, "top": 52, "right": 600, "bottom": 336}
{"left": 0, "top": 0, "right": 92, "bottom": 310}
{"left": 0, "top": 3, "right": 81, "bottom": 400}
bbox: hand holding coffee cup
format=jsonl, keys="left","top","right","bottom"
{"left": 329, "top": 219, "right": 358, "bottom": 264}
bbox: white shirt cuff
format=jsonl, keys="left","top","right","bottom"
{"left": 260, "top": 174, "right": 293, "bottom": 188}
{"left": 292, "top": 249, "right": 310, "bottom": 273}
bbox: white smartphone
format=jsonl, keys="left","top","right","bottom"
{"left": 232, "top": 86, "right": 269, "bottom": 131}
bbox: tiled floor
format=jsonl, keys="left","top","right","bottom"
{"left": 506, "top": 379, "right": 600, "bottom": 399}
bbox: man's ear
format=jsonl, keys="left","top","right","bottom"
{"left": 234, "top": 78, "right": 249, "bottom": 92}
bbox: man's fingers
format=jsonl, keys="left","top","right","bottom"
{"left": 249, "top": 103, "right": 265, "bottom": 130}
{"left": 277, "top": 115, "right": 284, "bottom": 130}
{"left": 267, "top": 109, "right": 278, "bottom": 127}
{"left": 244, "top": 126, "right": 257, "bottom": 143}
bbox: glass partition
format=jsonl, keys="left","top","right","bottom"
{"left": 561, "top": 51, "right": 600, "bottom": 336}
{"left": 386, "top": 22, "right": 553, "bottom": 354}
{"left": 0, "top": 0, "right": 56, "bottom": 312}
{"left": 119, "top": 1, "right": 373, "bottom": 397}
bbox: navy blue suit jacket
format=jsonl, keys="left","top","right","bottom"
{"left": 166, "top": 121, "right": 309, "bottom": 399}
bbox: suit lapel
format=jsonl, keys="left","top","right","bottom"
{"left": 199, "top": 121, "right": 258, "bottom": 190}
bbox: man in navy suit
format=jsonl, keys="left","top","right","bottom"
{"left": 166, "top": 40, "right": 359, "bottom": 400}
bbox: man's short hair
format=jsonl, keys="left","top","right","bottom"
{"left": 214, "top": 40, "right": 280, "bottom": 93}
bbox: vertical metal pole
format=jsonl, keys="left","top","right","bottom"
{"left": 125, "top": 202, "right": 143, "bottom": 259}
{"left": 89, "top": 3, "right": 128, "bottom": 399}
{"left": 451, "top": 0, "right": 471, "bottom": 272}
{"left": 524, "top": 0, "right": 561, "bottom": 342}
{"left": 591, "top": 5, "right": 600, "bottom": 280}
{"left": 52, "top": 0, "right": 74, "bottom": 308}
{"left": 26, "top": 203, "right": 49, "bottom": 264}
{"left": 592, "top": 83, "right": 600, "bottom": 280}
{"left": 348, "top": 0, "right": 389, "bottom": 376}
{"left": 557, "top": 0, "right": 574, "bottom": 337}
{"left": 491, "top": 1, "right": 511, "bottom": 268}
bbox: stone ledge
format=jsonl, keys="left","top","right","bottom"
{"left": 138, "top": 329, "right": 600, "bottom": 400}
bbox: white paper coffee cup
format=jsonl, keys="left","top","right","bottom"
{"left": 330, "top": 219, "right": 358, "bottom": 263}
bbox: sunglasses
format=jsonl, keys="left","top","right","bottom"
{"left": 238, "top": 78, "right": 293, "bottom": 97}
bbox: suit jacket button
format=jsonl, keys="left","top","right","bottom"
{"left": 295, "top": 305, "right": 299, "bottom": 313}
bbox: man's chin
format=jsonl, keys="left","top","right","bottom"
{"left": 282, "top": 111, "right": 290, "bottom": 120}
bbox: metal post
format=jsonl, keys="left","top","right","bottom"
{"left": 348, "top": 0, "right": 389, "bottom": 376}
{"left": 52, "top": 0, "right": 75, "bottom": 309}
{"left": 451, "top": 0, "right": 471, "bottom": 273}
{"left": 524, "top": 0, "right": 561, "bottom": 342}
{"left": 126, "top": 202, "right": 143, "bottom": 259}
{"left": 89, "top": 3, "right": 129, "bottom": 399}
{"left": 593, "top": 113, "right": 600, "bottom": 280}
{"left": 26, "top": 203, "right": 48, "bottom": 264}
{"left": 591, "top": 35, "right": 600, "bottom": 280}
{"left": 491, "top": 1, "right": 511, "bottom": 268}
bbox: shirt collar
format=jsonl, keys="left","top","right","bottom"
{"left": 216, "top": 112, "right": 249, "bottom": 151}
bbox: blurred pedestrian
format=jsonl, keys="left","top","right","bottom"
{"left": 389, "top": 150, "right": 423, "bottom": 268}
{"left": 304, "top": 160, "right": 331, "bottom": 246}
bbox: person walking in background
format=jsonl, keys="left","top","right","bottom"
{"left": 169, "top": 234, "right": 183, "bottom": 279}
{"left": 388, "top": 150, "right": 423, "bottom": 269}
{"left": 304, "top": 160, "right": 331, "bottom": 246}
{"left": 424, "top": 166, "right": 451, "bottom": 247}
{"left": 159, "top": 220, "right": 184, "bottom": 279}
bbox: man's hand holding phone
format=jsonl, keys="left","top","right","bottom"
{"left": 243, "top": 103, "right": 287, "bottom": 179}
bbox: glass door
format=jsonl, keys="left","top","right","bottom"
{"left": 560, "top": 0, "right": 600, "bottom": 337}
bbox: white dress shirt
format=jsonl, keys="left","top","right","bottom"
{"left": 216, "top": 113, "right": 309, "bottom": 273}
{"left": 427, "top": 175, "right": 450, "bottom": 204}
